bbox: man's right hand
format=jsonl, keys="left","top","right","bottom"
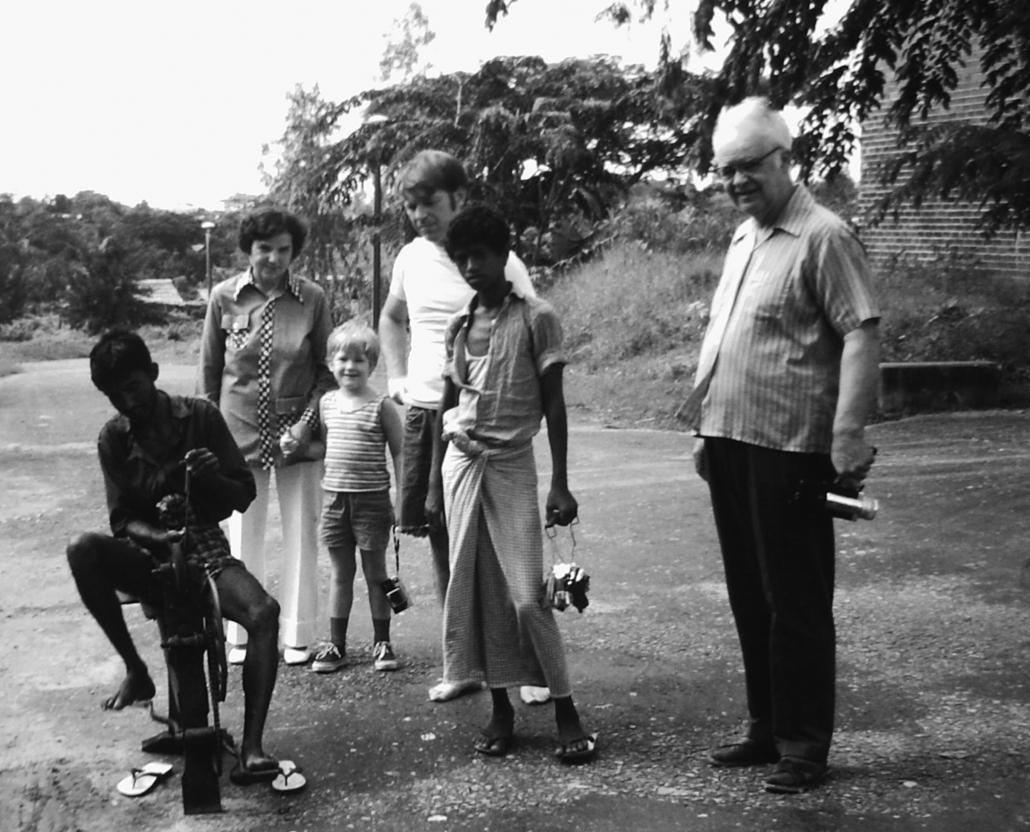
{"left": 692, "top": 438, "right": 709, "bottom": 482}
{"left": 388, "top": 377, "right": 408, "bottom": 406}
{"left": 424, "top": 485, "right": 445, "bottom": 532}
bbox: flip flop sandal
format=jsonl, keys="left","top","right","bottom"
{"left": 229, "top": 759, "right": 280, "bottom": 786}
{"left": 116, "top": 761, "right": 174, "bottom": 797}
{"left": 271, "top": 760, "right": 307, "bottom": 794}
{"left": 555, "top": 733, "right": 598, "bottom": 764}
{"left": 474, "top": 733, "right": 514, "bottom": 757}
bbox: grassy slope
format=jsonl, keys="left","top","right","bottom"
{"left": 3, "top": 241, "right": 1028, "bottom": 425}
{"left": 548, "top": 242, "right": 1030, "bottom": 429}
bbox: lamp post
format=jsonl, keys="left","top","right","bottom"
{"left": 200, "top": 221, "right": 215, "bottom": 297}
{"left": 364, "top": 114, "right": 389, "bottom": 331}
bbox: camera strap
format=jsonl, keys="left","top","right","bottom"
{"left": 391, "top": 526, "right": 402, "bottom": 576}
{"left": 545, "top": 518, "right": 580, "bottom": 567}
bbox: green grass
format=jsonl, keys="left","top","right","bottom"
{"left": 0, "top": 313, "right": 203, "bottom": 378}
{"left": 548, "top": 241, "right": 1030, "bottom": 427}
{"left": 546, "top": 244, "right": 722, "bottom": 427}
{"left": 3, "top": 242, "right": 1027, "bottom": 423}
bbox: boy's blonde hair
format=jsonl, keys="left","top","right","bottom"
{"left": 326, "top": 321, "right": 380, "bottom": 369}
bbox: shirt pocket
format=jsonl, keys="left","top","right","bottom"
{"left": 222, "top": 314, "right": 251, "bottom": 352}
{"left": 744, "top": 269, "right": 790, "bottom": 322}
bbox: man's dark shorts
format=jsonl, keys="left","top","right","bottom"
{"left": 397, "top": 405, "right": 437, "bottom": 536}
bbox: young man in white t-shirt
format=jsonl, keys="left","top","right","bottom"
{"left": 379, "top": 150, "right": 547, "bottom": 704}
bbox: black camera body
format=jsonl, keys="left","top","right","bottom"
{"left": 546, "top": 563, "right": 590, "bottom": 613}
{"left": 381, "top": 576, "right": 411, "bottom": 613}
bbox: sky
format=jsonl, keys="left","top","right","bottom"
{"left": 2, "top": 0, "right": 700, "bottom": 212}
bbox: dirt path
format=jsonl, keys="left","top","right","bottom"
{"left": 2, "top": 360, "right": 1029, "bottom": 831}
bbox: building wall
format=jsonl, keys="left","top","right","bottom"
{"left": 858, "top": 55, "right": 1030, "bottom": 280}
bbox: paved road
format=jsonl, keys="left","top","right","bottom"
{"left": 2, "top": 360, "right": 1029, "bottom": 831}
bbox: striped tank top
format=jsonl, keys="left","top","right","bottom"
{"left": 320, "top": 391, "right": 390, "bottom": 492}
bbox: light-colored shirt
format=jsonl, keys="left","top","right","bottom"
{"left": 197, "top": 269, "right": 334, "bottom": 465}
{"left": 442, "top": 292, "right": 566, "bottom": 448}
{"left": 388, "top": 237, "right": 533, "bottom": 409}
{"left": 320, "top": 392, "right": 391, "bottom": 492}
{"left": 695, "top": 186, "right": 879, "bottom": 453}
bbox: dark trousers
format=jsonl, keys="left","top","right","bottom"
{"left": 704, "top": 437, "right": 837, "bottom": 763}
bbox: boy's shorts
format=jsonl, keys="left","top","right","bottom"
{"left": 320, "top": 489, "right": 393, "bottom": 551}
{"left": 396, "top": 405, "right": 437, "bottom": 536}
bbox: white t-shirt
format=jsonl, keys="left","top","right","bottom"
{"left": 388, "top": 237, "right": 533, "bottom": 408}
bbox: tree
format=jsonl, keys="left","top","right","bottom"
{"left": 379, "top": 2, "right": 436, "bottom": 82}
{"left": 487, "top": 0, "right": 1030, "bottom": 235}
{"left": 264, "top": 55, "right": 711, "bottom": 270}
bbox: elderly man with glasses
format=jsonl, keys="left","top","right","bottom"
{"left": 682, "top": 97, "right": 881, "bottom": 794}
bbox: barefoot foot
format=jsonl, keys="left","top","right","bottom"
{"left": 101, "top": 670, "right": 156, "bottom": 711}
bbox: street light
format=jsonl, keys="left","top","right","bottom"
{"left": 364, "top": 114, "right": 389, "bottom": 330}
{"left": 201, "top": 221, "right": 215, "bottom": 297}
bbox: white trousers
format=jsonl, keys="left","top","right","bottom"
{"left": 225, "top": 461, "right": 321, "bottom": 649}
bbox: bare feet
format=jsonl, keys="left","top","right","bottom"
{"left": 230, "top": 751, "right": 280, "bottom": 785}
{"left": 101, "top": 669, "right": 156, "bottom": 710}
{"left": 554, "top": 697, "right": 596, "bottom": 762}
{"left": 474, "top": 709, "right": 515, "bottom": 757}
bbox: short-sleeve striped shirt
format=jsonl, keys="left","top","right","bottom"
{"left": 320, "top": 391, "right": 391, "bottom": 492}
{"left": 696, "top": 185, "right": 880, "bottom": 454}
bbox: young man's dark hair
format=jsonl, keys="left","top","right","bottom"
{"left": 444, "top": 204, "right": 511, "bottom": 259}
{"left": 89, "top": 329, "right": 154, "bottom": 391}
{"left": 237, "top": 208, "right": 308, "bottom": 256}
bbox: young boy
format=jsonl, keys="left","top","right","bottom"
{"left": 426, "top": 204, "right": 596, "bottom": 763}
{"left": 379, "top": 149, "right": 545, "bottom": 704}
{"left": 286, "top": 322, "right": 404, "bottom": 674}
{"left": 66, "top": 330, "right": 288, "bottom": 784}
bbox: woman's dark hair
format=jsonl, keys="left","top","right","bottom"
{"left": 89, "top": 329, "right": 153, "bottom": 391}
{"left": 444, "top": 203, "right": 511, "bottom": 258}
{"left": 238, "top": 208, "right": 308, "bottom": 257}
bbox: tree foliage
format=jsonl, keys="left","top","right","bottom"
{"left": 492, "top": 0, "right": 1030, "bottom": 234}
{"left": 263, "top": 54, "right": 713, "bottom": 271}
{"left": 0, "top": 191, "right": 230, "bottom": 330}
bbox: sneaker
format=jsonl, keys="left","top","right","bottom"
{"left": 372, "top": 641, "right": 399, "bottom": 672}
{"left": 283, "top": 646, "right": 312, "bottom": 666}
{"left": 227, "top": 646, "right": 247, "bottom": 665}
{"left": 311, "top": 643, "right": 346, "bottom": 674}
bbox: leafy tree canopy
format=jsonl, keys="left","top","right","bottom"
{"left": 488, "top": 0, "right": 1030, "bottom": 234}
{"left": 264, "top": 54, "right": 714, "bottom": 269}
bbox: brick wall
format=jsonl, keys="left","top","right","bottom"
{"left": 858, "top": 54, "right": 1030, "bottom": 280}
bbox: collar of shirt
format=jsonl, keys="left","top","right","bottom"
{"left": 122, "top": 392, "right": 189, "bottom": 464}
{"left": 232, "top": 268, "right": 304, "bottom": 303}
{"left": 731, "top": 185, "right": 814, "bottom": 247}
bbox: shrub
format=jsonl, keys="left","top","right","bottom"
{"left": 62, "top": 238, "right": 148, "bottom": 334}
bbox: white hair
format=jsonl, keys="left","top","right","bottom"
{"left": 712, "top": 97, "right": 793, "bottom": 157}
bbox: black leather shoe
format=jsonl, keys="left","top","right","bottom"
{"left": 763, "top": 757, "right": 827, "bottom": 794}
{"left": 708, "top": 738, "right": 779, "bottom": 767}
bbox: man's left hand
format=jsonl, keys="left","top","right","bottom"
{"left": 545, "top": 487, "right": 578, "bottom": 527}
{"left": 184, "top": 448, "right": 219, "bottom": 480}
{"left": 831, "top": 431, "right": 875, "bottom": 492}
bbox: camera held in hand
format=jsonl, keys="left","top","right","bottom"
{"left": 381, "top": 576, "right": 411, "bottom": 613}
{"left": 546, "top": 562, "right": 590, "bottom": 613}
{"left": 825, "top": 485, "right": 878, "bottom": 521}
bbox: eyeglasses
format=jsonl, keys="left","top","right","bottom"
{"left": 716, "top": 147, "right": 782, "bottom": 180}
